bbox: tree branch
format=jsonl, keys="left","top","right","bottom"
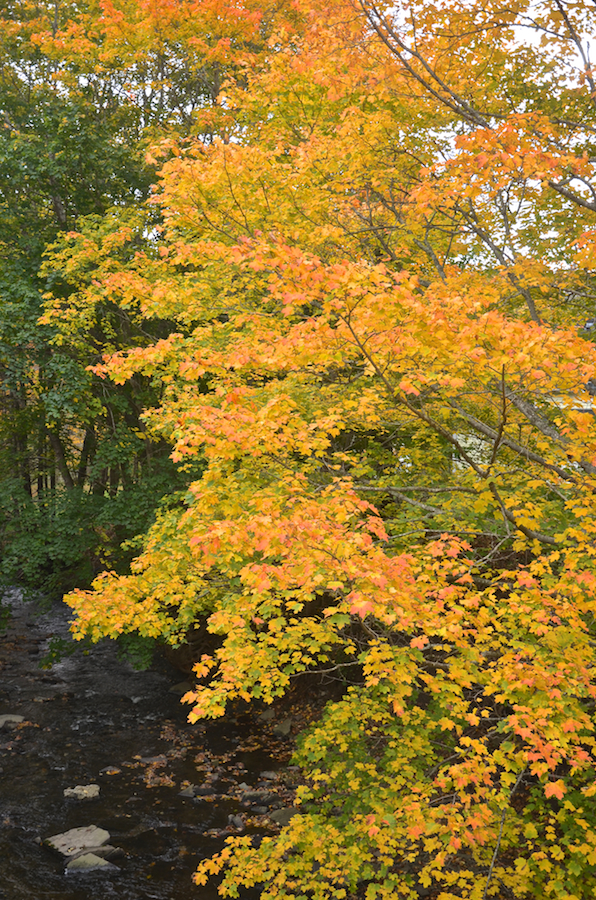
{"left": 488, "top": 481, "right": 556, "bottom": 545}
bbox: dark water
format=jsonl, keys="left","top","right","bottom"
{"left": 0, "top": 591, "right": 291, "bottom": 900}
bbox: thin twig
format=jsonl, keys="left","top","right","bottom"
{"left": 488, "top": 365, "right": 507, "bottom": 468}
{"left": 482, "top": 769, "right": 526, "bottom": 900}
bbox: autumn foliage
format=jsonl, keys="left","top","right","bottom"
{"left": 24, "top": 0, "right": 596, "bottom": 896}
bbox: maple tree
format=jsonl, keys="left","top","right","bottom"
{"left": 35, "top": 0, "right": 596, "bottom": 896}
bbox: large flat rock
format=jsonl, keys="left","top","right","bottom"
{"left": 44, "top": 825, "right": 110, "bottom": 858}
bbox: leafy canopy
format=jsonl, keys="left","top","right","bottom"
{"left": 42, "top": 0, "right": 596, "bottom": 897}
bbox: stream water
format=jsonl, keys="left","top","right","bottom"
{"left": 0, "top": 590, "right": 295, "bottom": 900}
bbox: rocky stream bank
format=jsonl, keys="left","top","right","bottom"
{"left": 0, "top": 590, "right": 305, "bottom": 900}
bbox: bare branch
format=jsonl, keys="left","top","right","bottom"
{"left": 489, "top": 481, "right": 557, "bottom": 545}
{"left": 358, "top": 484, "right": 443, "bottom": 515}
{"left": 503, "top": 387, "right": 596, "bottom": 477}
{"left": 553, "top": 0, "right": 596, "bottom": 107}
{"left": 447, "top": 398, "right": 576, "bottom": 482}
{"left": 548, "top": 179, "right": 596, "bottom": 212}
{"left": 356, "top": 0, "right": 491, "bottom": 128}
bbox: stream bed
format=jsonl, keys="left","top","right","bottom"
{"left": 0, "top": 590, "right": 297, "bottom": 900}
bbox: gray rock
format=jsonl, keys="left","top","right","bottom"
{"left": 178, "top": 786, "right": 196, "bottom": 798}
{"left": 227, "top": 815, "right": 244, "bottom": 830}
{"left": 194, "top": 784, "right": 216, "bottom": 796}
{"left": 0, "top": 714, "right": 24, "bottom": 728}
{"left": 66, "top": 853, "right": 120, "bottom": 873}
{"left": 241, "top": 790, "right": 273, "bottom": 803}
{"left": 272, "top": 717, "right": 292, "bottom": 737}
{"left": 64, "top": 784, "right": 100, "bottom": 800}
{"left": 258, "top": 708, "right": 275, "bottom": 722}
{"left": 269, "top": 807, "right": 300, "bottom": 826}
{"left": 251, "top": 805, "right": 268, "bottom": 814}
{"left": 45, "top": 825, "right": 110, "bottom": 858}
{"left": 260, "top": 770, "right": 279, "bottom": 781}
